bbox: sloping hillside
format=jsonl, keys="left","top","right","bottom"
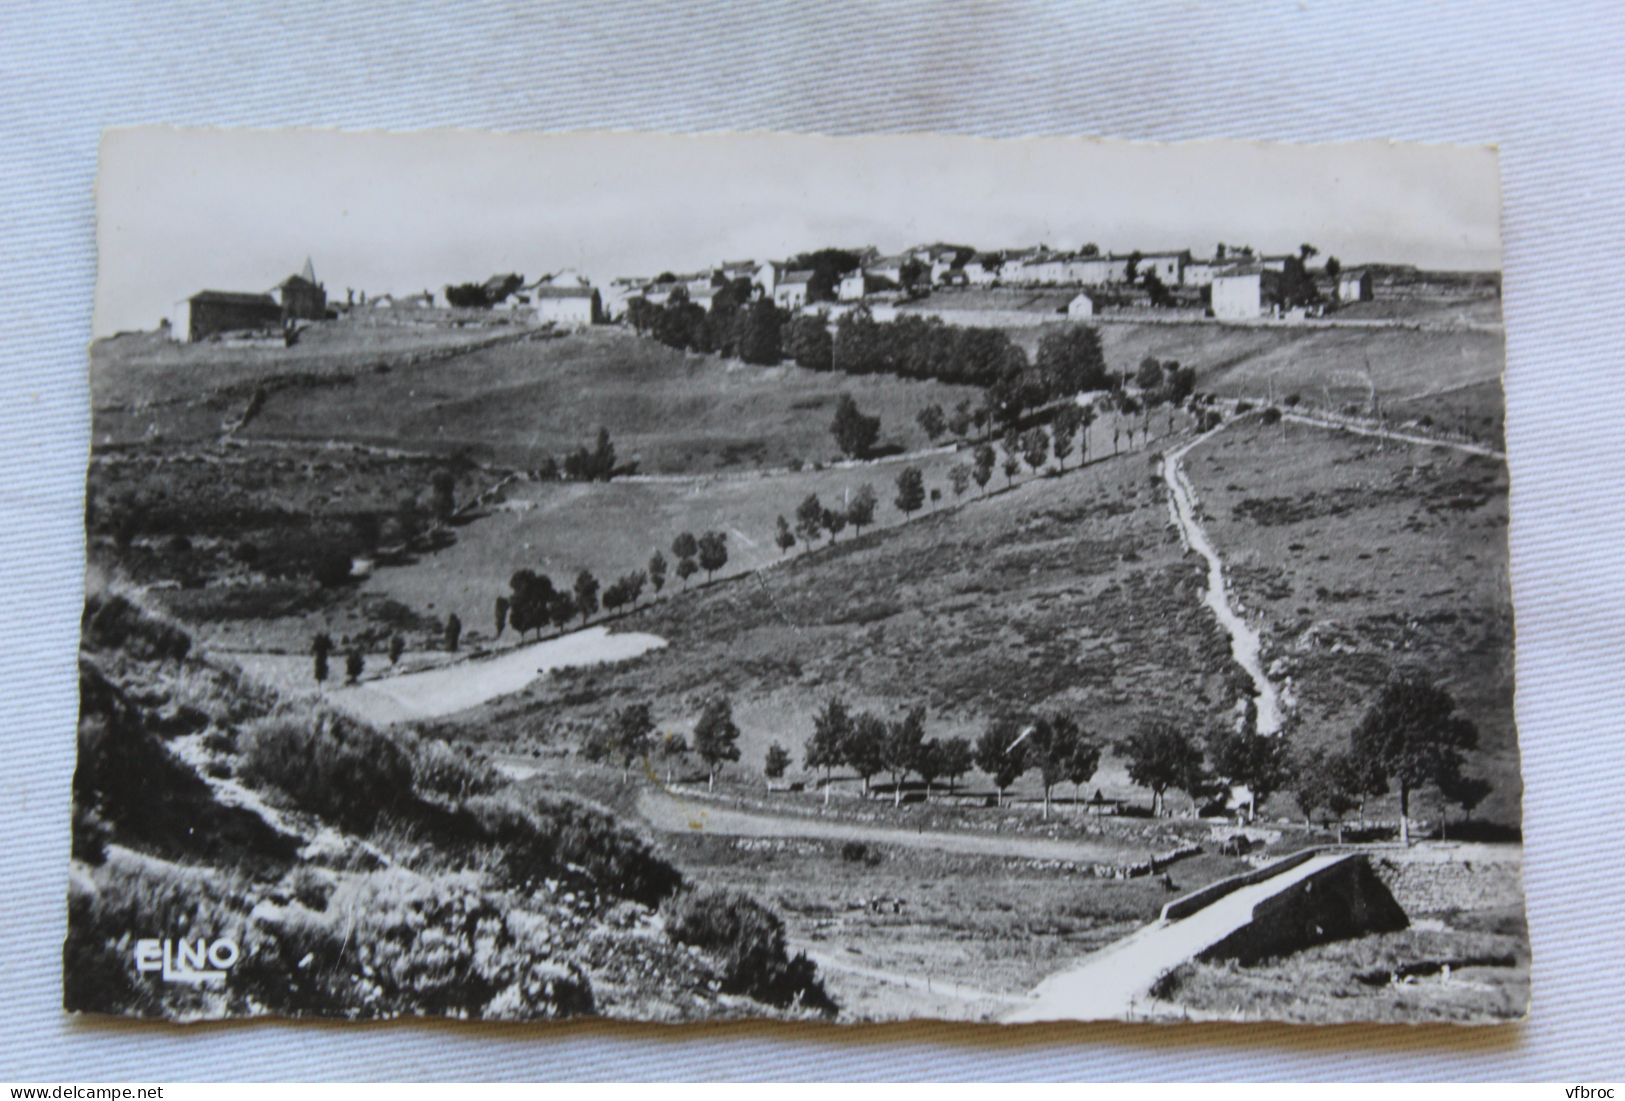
{"left": 66, "top": 588, "right": 834, "bottom": 1021}
{"left": 94, "top": 326, "right": 981, "bottom": 474}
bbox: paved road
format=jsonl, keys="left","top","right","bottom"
{"left": 1005, "top": 851, "right": 1351, "bottom": 1022}
{"left": 235, "top": 626, "right": 667, "bottom": 725}
{"left": 636, "top": 788, "right": 1151, "bottom": 866}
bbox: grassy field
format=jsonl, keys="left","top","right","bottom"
{"left": 93, "top": 325, "right": 983, "bottom": 473}
{"left": 91, "top": 320, "right": 523, "bottom": 409}
{"left": 1183, "top": 417, "right": 1518, "bottom": 826}
{"left": 85, "top": 442, "right": 505, "bottom": 651}
{"left": 440, "top": 437, "right": 1235, "bottom": 805}
{"left": 325, "top": 411, "right": 1148, "bottom": 652}
{"left": 229, "top": 327, "right": 984, "bottom": 473}
{"left": 663, "top": 827, "right": 1243, "bottom": 1020}
{"left": 991, "top": 318, "right": 1506, "bottom": 445}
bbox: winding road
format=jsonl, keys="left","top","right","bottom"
{"left": 636, "top": 788, "right": 1152, "bottom": 866}
{"left": 1162, "top": 424, "right": 1284, "bottom": 735}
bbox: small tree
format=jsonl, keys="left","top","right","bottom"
{"left": 648, "top": 551, "right": 668, "bottom": 597}
{"left": 1052, "top": 406, "right": 1081, "bottom": 469}
{"left": 430, "top": 469, "right": 457, "bottom": 523}
{"left": 590, "top": 427, "right": 617, "bottom": 481}
{"left": 775, "top": 515, "right": 796, "bottom": 555}
{"left": 1120, "top": 719, "right": 1206, "bottom": 817}
{"left": 1021, "top": 427, "right": 1050, "bottom": 474}
{"left": 1066, "top": 731, "right": 1103, "bottom": 812}
{"left": 804, "top": 697, "right": 850, "bottom": 805}
{"left": 830, "top": 393, "right": 881, "bottom": 458}
{"left": 1350, "top": 672, "right": 1480, "bottom": 846}
{"left": 692, "top": 695, "right": 742, "bottom": 791}
{"left": 914, "top": 738, "right": 944, "bottom": 799}
{"left": 845, "top": 712, "right": 887, "bottom": 798}
{"left": 672, "top": 531, "right": 698, "bottom": 566}
{"left": 765, "top": 743, "right": 791, "bottom": 785}
{"left": 1029, "top": 713, "right": 1086, "bottom": 821}
{"left": 697, "top": 531, "right": 729, "bottom": 581}
{"left": 493, "top": 595, "right": 509, "bottom": 638}
{"left": 443, "top": 613, "right": 462, "bottom": 653}
{"left": 388, "top": 634, "right": 405, "bottom": 666}
{"left": 1439, "top": 770, "right": 1493, "bottom": 839}
{"left": 916, "top": 403, "right": 947, "bottom": 442}
{"left": 894, "top": 466, "right": 925, "bottom": 516}
{"left": 676, "top": 557, "right": 700, "bottom": 588}
{"left": 549, "top": 590, "right": 576, "bottom": 631}
{"left": 573, "top": 570, "right": 600, "bottom": 625}
{"left": 938, "top": 736, "right": 974, "bottom": 795}
{"left": 796, "top": 493, "right": 825, "bottom": 546}
{"left": 1002, "top": 452, "right": 1021, "bottom": 487}
{"left": 1209, "top": 727, "right": 1293, "bottom": 822}
{"left": 846, "top": 483, "right": 878, "bottom": 532}
{"left": 820, "top": 507, "right": 847, "bottom": 543}
{"left": 974, "top": 719, "right": 1028, "bottom": 808}
{"left": 949, "top": 463, "right": 972, "bottom": 499}
{"left": 345, "top": 648, "right": 364, "bottom": 685}
{"left": 601, "top": 577, "right": 629, "bottom": 614}
{"left": 947, "top": 400, "right": 973, "bottom": 438}
{"left": 656, "top": 732, "right": 690, "bottom": 784}
{"left": 1293, "top": 747, "right": 1359, "bottom": 841}
{"left": 972, "top": 444, "right": 995, "bottom": 495}
{"left": 611, "top": 703, "right": 656, "bottom": 779}
{"left": 880, "top": 706, "right": 926, "bottom": 807}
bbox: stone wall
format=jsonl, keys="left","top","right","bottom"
{"left": 1371, "top": 850, "right": 1525, "bottom": 915}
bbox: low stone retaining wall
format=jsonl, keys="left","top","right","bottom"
{"left": 1371, "top": 851, "right": 1525, "bottom": 914}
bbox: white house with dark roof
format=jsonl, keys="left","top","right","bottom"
{"left": 964, "top": 254, "right": 1002, "bottom": 285}
{"left": 874, "top": 253, "right": 920, "bottom": 285}
{"left": 1134, "top": 251, "right": 1190, "bottom": 285}
{"left": 1074, "top": 255, "right": 1128, "bottom": 285}
{"left": 754, "top": 261, "right": 788, "bottom": 299}
{"left": 1337, "top": 269, "right": 1374, "bottom": 302}
{"left": 529, "top": 274, "right": 600, "bottom": 327}
{"left": 1209, "top": 265, "right": 1279, "bottom": 320}
{"left": 1182, "top": 258, "right": 1225, "bottom": 287}
{"left": 773, "top": 269, "right": 814, "bottom": 309}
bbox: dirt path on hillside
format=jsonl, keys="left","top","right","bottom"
{"left": 1163, "top": 425, "right": 1284, "bottom": 735}
{"left": 636, "top": 788, "right": 1150, "bottom": 865}
{"left": 1005, "top": 851, "right": 1351, "bottom": 1022}
{"left": 1282, "top": 410, "right": 1505, "bottom": 459}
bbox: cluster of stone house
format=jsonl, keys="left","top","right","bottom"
{"left": 179, "top": 257, "right": 328, "bottom": 343}
{"left": 599, "top": 243, "right": 1375, "bottom": 324}
{"left": 177, "top": 245, "right": 1379, "bottom": 340}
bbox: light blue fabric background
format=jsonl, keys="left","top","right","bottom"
{"left": 4, "top": 0, "right": 1623, "bottom": 1081}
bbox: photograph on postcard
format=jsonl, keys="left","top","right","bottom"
{"left": 70, "top": 128, "right": 1525, "bottom": 1024}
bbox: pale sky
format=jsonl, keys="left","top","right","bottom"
{"left": 94, "top": 128, "right": 1501, "bottom": 336}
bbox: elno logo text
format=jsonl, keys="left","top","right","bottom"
{"left": 134, "top": 937, "right": 239, "bottom": 984}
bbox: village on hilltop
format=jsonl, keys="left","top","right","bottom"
{"left": 172, "top": 240, "right": 1403, "bottom": 345}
